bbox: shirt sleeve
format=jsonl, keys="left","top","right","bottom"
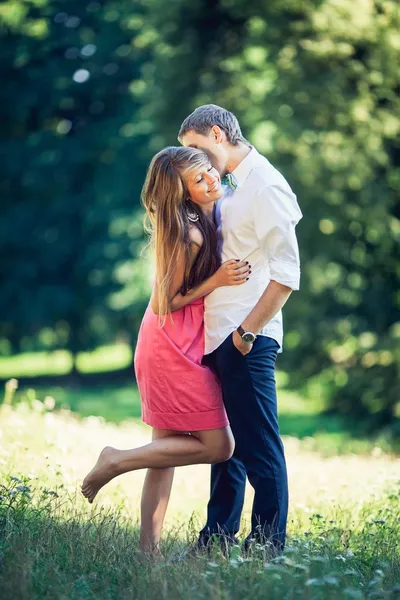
{"left": 253, "top": 184, "right": 302, "bottom": 290}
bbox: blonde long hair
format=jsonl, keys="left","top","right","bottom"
{"left": 141, "top": 146, "right": 220, "bottom": 320}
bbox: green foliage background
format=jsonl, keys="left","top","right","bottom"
{"left": 1, "top": 0, "right": 399, "bottom": 431}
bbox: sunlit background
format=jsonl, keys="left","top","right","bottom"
{"left": 1, "top": 3, "right": 400, "bottom": 597}
{"left": 1, "top": 0, "right": 399, "bottom": 444}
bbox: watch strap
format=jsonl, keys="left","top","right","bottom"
{"left": 237, "top": 325, "right": 245, "bottom": 337}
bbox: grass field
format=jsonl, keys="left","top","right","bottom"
{"left": 1, "top": 391, "right": 399, "bottom": 599}
{"left": 1, "top": 345, "right": 398, "bottom": 456}
{"left": 7, "top": 377, "right": 397, "bottom": 457}
{"left": 0, "top": 345, "right": 133, "bottom": 378}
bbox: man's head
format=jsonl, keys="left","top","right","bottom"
{"left": 178, "top": 104, "right": 248, "bottom": 176}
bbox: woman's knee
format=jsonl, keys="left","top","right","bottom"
{"left": 212, "top": 443, "right": 234, "bottom": 464}
{"left": 208, "top": 431, "right": 235, "bottom": 464}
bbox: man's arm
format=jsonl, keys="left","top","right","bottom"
{"left": 233, "top": 183, "right": 302, "bottom": 355}
{"left": 233, "top": 280, "right": 292, "bottom": 355}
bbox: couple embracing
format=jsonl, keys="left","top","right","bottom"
{"left": 82, "top": 104, "right": 302, "bottom": 557}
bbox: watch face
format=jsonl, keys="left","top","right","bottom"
{"left": 242, "top": 332, "right": 256, "bottom": 344}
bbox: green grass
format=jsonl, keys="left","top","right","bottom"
{"left": 1, "top": 347, "right": 397, "bottom": 455}
{"left": 8, "top": 380, "right": 396, "bottom": 457}
{"left": 0, "top": 400, "right": 399, "bottom": 600}
{"left": 1, "top": 483, "right": 399, "bottom": 600}
{"left": 14, "top": 383, "right": 142, "bottom": 423}
{"left": 1, "top": 350, "right": 399, "bottom": 598}
{"left": 0, "top": 344, "right": 133, "bottom": 378}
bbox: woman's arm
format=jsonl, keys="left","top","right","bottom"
{"left": 170, "top": 267, "right": 218, "bottom": 311}
{"left": 150, "top": 237, "right": 201, "bottom": 315}
{"left": 170, "top": 254, "right": 251, "bottom": 311}
{"left": 151, "top": 227, "right": 250, "bottom": 314}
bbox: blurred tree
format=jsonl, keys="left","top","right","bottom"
{"left": 242, "top": 0, "right": 400, "bottom": 431}
{"left": 141, "top": 0, "right": 400, "bottom": 431}
{"left": 1, "top": 0, "right": 399, "bottom": 431}
{"left": 0, "top": 0, "right": 151, "bottom": 363}
{"left": 238, "top": 0, "right": 400, "bottom": 431}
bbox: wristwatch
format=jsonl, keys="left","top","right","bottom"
{"left": 237, "top": 325, "right": 256, "bottom": 344}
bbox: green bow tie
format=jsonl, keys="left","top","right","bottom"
{"left": 221, "top": 173, "right": 237, "bottom": 190}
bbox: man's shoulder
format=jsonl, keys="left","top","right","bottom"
{"left": 250, "top": 153, "right": 293, "bottom": 193}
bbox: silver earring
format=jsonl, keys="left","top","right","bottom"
{"left": 187, "top": 209, "right": 199, "bottom": 223}
{"left": 186, "top": 200, "right": 199, "bottom": 222}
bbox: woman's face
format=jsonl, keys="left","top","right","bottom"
{"left": 184, "top": 162, "right": 224, "bottom": 211}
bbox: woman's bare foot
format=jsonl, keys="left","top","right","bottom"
{"left": 138, "top": 546, "right": 165, "bottom": 562}
{"left": 81, "top": 446, "right": 120, "bottom": 503}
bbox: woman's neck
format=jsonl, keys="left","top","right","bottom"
{"left": 200, "top": 201, "right": 215, "bottom": 219}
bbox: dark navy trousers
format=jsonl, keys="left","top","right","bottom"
{"left": 200, "top": 333, "right": 288, "bottom": 550}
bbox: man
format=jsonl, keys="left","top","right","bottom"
{"left": 178, "top": 104, "right": 302, "bottom": 552}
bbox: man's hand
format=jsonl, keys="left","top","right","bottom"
{"left": 232, "top": 330, "right": 253, "bottom": 356}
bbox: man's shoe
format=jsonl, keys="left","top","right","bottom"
{"left": 243, "top": 534, "right": 283, "bottom": 558}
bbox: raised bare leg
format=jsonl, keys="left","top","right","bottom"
{"left": 81, "top": 426, "right": 234, "bottom": 503}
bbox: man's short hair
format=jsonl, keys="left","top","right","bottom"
{"left": 178, "top": 104, "right": 247, "bottom": 146}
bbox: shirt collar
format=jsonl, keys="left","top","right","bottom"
{"left": 230, "top": 146, "right": 259, "bottom": 189}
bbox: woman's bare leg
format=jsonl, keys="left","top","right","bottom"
{"left": 81, "top": 426, "right": 234, "bottom": 503}
{"left": 139, "top": 428, "right": 176, "bottom": 554}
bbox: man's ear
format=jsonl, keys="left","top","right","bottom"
{"left": 211, "top": 125, "right": 224, "bottom": 144}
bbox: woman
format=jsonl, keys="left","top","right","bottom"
{"left": 81, "top": 147, "right": 250, "bottom": 554}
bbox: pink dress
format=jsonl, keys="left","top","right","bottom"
{"left": 134, "top": 298, "right": 228, "bottom": 431}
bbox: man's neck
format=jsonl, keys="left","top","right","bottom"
{"left": 226, "top": 142, "right": 252, "bottom": 174}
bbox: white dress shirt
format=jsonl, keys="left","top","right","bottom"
{"left": 204, "top": 146, "right": 302, "bottom": 355}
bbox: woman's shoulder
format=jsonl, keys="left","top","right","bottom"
{"left": 189, "top": 225, "right": 203, "bottom": 249}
